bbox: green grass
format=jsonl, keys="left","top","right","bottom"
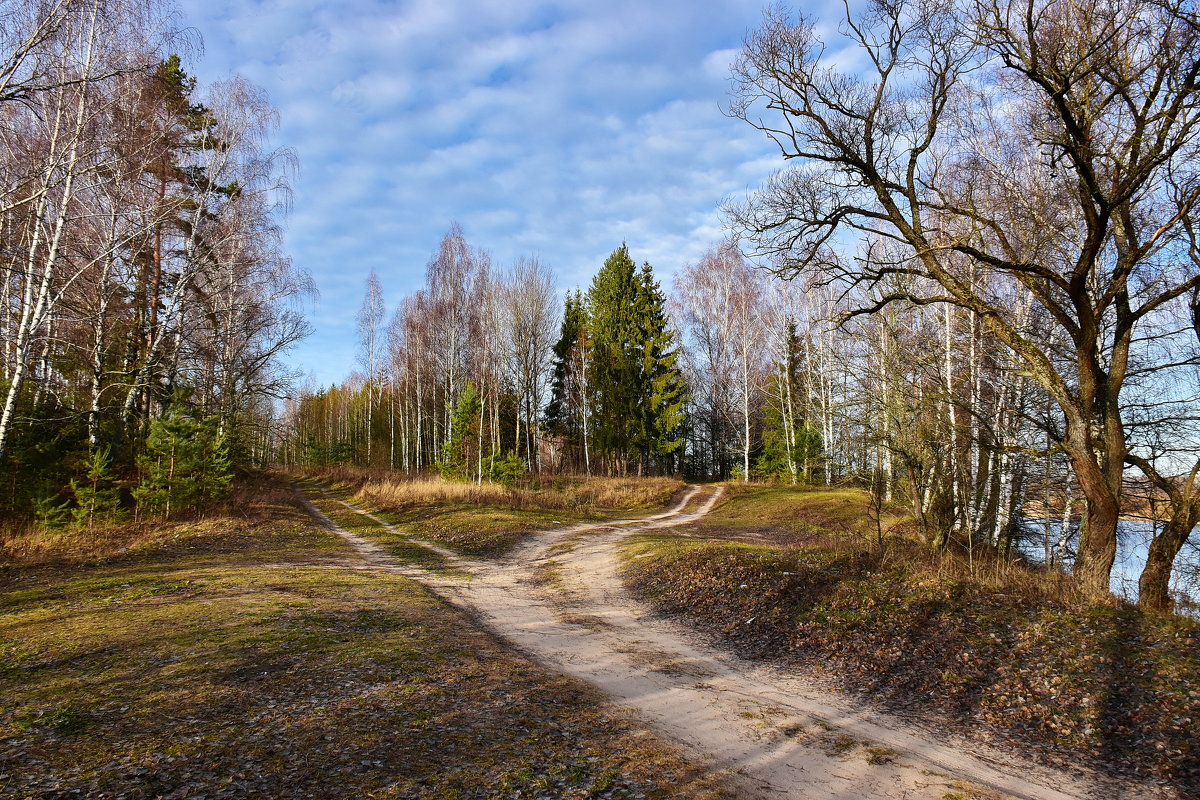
{"left": 702, "top": 483, "right": 908, "bottom": 540}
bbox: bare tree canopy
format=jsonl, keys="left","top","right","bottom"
{"left": 727, "top": 0, "right": 1200, "bottom": 601}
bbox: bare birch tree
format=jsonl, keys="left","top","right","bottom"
{"left": 356, "top": 270, "right": 385, "bottom": 465}
{"left": 0, "top": 0, "right": 159, "bottom": 463}
{"left": 503, "top": 256, "right": 556, "bottom": 470}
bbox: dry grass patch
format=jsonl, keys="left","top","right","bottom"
{"left": 0, "top": 519, "right": 150, "bottom": 564}
{"left": 354, "top": 474, "right": 685, "bottom": 514}
{"left": 568, "top": 476, "right": 687, "bottom": 510}
{"left": 360, "top": 477, "right": 539, "bottom": 509}
{"left": 1, "top": 472, "right": 342, "bottom": 575}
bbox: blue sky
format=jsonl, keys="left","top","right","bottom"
{"left": 175, "top": 0, "right": 782, "bottom": 388}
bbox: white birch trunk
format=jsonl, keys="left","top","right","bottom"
{"left": 0, "top": 7, "right": 99, "bottom": 461}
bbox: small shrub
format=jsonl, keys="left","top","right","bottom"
{"left": 70, "top": 447, "right": 125, "bottom": 528}
{"left": 33, "top": 493, "right": 71, "bottom": 528}
{"left": 133, "top": 409, "right": 231, "bottom": 519}
{"left": 440, "top": 383, "right": 482, "bottom": 481}
{"left": 487, "top": 450, "right": 527, "bottom": 488}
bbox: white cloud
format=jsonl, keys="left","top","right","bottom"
{"left": 176, "top": 0, "right": 784, "bottom": 387}
{"left": 703, "top": 47, "right": 741, "bottom": 79}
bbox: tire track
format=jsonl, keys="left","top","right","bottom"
{"left": 298, "top": 483, "right": 1111, "bottom": 800}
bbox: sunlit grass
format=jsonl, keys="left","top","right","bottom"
{"left": 0, "top": 474, "right": 728, "bottom": 799}
{"left": 353, "top": 474, "right": 685, "bottom": 513}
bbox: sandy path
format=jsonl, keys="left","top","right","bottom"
{"left": 298, "top": 484, "right": 1112, "bottom": 800}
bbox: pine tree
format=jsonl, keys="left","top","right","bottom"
{"left": 485, "top": 449, "right": 527, "bottom": 487}
{"left": 545, "top": 290, "right": 586, "bottom": 435}
{"left": 441, "top": 382, "right": 483, "bottom": 482}
{"left": 544, "top": 290, "right": 595, "bottom": 472}
{"left": 133, "top": 408, "right": 231, "bottom": 520}
{"left": 71, "top": 447, "right": 125, "bottom": 528}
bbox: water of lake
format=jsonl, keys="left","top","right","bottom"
{"left": 1014, "top": 518, "right": 1199, "bottom": 605}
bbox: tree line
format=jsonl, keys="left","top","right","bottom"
{"left": 288, "top": 0, "right": 1200, "bottom": 614}
{"left": 0, "top": 0, "right": 308, "bottom": 519}
{"left": 283, "top": 216, "right": 1192, "bottom": 612}
{"left": 285, "top": 230, "right": 684, "bottom": 481}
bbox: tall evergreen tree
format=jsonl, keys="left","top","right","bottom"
{"left": 586, "top": 246, "right": 686, "bottom": 475}
{"left": 545, "top": 290, "right": 586, "bottom": 434}
{"left": 633, "top": 262, "right": 686, "bottom": 474}
{"left": 588, "top": 246, "right": 641, "bottom": 471}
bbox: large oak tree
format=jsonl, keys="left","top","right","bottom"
{"left": 728, "top": 0, "right": 1200, "bottom": 602}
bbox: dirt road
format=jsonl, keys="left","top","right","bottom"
{"left": 299, "top": 485, "right": 1107, "bottom": 800}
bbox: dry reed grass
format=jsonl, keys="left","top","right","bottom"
{"left": 354, "top": 474, "right": 686, "bottom": 513}
{"left": 0, "top": 519, "right": 157, "bottom": 564}
{"left": 570, "top": 476, "right": 685, "bottom": 509}
{"left": 869, "top": 531, "right": 1093, "bottom": 609}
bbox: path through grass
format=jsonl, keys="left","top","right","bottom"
{"left": 0, "top": 475, "right": 728, "bottom": 799}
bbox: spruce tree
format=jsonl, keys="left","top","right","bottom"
{"left": 587, "top": 246, "right": 641, "bottom": 471}
{"left": 545, "top": 290, "right": 585, "bottom": 435}
{"left": 633, "top": 262, "right": 686, "bottom": 474}
{"left": 585, "top": 246, "right": 687, "bottom": 475}
{"left": 544, "top": 290, "right": 595, "bottom": 472}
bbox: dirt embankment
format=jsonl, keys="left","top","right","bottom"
{"left": 621, "top": 486, "right": 1200, "bottom": 796}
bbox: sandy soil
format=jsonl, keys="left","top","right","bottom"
{"left": 299, "top": 485, "right": 1124, "bottom": 800}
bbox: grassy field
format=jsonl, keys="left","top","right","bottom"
{"left": 298, "top": 481, "right": 470, "bottom": 574}
{"left": 304, "top": 470, "right": 686, "bottom": 557}
{"left": 696, "top": 483, "right": 910, "bottom": 544}
{"left": 0, "top": 473, "right": 727, "bottom": 799}
{"left": 621, "top": 482, "right": 1200, "bottom": 794}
